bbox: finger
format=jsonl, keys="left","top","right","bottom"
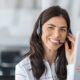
{"left": 68, "top": 33, "right": 75, "bottom": 41}
{"left": 67, "top": 35, "right": 75, "bottom": 44}
{"left": 67, "top": 35, "right": 75, "bottom": 50}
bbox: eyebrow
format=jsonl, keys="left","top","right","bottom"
{"left": 48, "top": 24, "right": 67, "bottom": 28}
{"left": 48, "top": 24, "right": 56, "bottom": 27}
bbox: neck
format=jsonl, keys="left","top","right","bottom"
{"left": 44, "top": 49, "right": 57, "bottom": 65}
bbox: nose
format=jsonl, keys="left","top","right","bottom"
{"left": 53, "top": 29, "right": 60, "bottom": 38}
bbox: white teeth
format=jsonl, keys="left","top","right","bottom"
{"left": 50, "top": 39, "right": 59, "bottom": 44}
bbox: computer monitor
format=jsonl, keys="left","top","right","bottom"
{"left": 72, "top": 32, "right": 80, "bottom": 80}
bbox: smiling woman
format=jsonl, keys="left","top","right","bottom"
{"left": 15, "top": 6, "right": 75, "bottom": 80}
{"left": 41, "top": 16, "right": 67, "bottom": 51}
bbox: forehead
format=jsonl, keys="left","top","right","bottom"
{"left": 43, "top": 16, "right": 67, "bottom": 28}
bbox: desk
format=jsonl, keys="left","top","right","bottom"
{"left": 0, "top": 76, "right": 14, "bottom": 80}
{"left": 0, "top": 36, "right": 29, "bottom": 76}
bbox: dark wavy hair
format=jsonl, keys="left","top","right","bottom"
{"left": 26, "top": 6, "right": 72, "bottom": 80}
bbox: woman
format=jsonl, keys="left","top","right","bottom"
{"left": 15, "top": 6, "right": 75, "bottom": 80}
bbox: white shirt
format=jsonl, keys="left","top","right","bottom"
{"left": 15, "top": 57, "right": 74, "bottom": 80}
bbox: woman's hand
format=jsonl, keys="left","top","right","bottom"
{"left": 65, "top": 33, "right": 75, "bottom": 64}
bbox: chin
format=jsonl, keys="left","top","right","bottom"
{"left": 48, "top": 44, "right": 62, "bottom": 50}
{"left": 47, "top": 46, "right": 58, "bottom": 51}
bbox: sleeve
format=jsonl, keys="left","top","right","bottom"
{"left": 67, "top": 64, "right": 74, "bottom": 80}
{"left": 15, "top": 64, "right": 30, "bottom": 80}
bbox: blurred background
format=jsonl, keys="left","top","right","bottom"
{"left": 0, "top": 0, "right": 80, "bottom": 80}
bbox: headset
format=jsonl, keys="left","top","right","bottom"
{"left": 37, "top": 20, "right": 41, "bottom": 35}
{"left": 66, "top": 28, "right": 72, "bottom": 49}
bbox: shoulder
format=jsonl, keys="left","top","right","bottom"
{"left": 16, "top": 56, "right": 31, "bottom": 71}
{"left": 15, "top": 56, "right": 32, "bottom": 79}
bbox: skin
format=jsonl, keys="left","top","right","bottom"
{"left": 41, "top": 16, "right": 75, "bottom": 64}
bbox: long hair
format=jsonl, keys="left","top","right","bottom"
{"left": 26, "top": 6, "right": 72, "bottom": 80}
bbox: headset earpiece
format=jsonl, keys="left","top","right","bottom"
{"left": 37, "top": 20, "right": 41, "bottom": 35}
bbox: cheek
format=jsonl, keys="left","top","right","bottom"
{"left": 41, "top": 32, "right": 47, "bottom": 42}
{"left": 62, "top": 34, "right": 67, "bottom": 41}
{"left": 41, "top": 31, "right": 50, "bottom": 45}
{"left": 41, "top": 28, "right": 49, "bottom": 41}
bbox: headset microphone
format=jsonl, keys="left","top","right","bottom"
{"left": 59, "top": 41, "right": 65, "bottom": 44}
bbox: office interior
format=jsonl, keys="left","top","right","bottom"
{"left": 0, "top": 0, "right": 80, "bottom": 80}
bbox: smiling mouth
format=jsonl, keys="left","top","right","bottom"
{"left": 50, "top": 39, "right": 60, "bottom": 45}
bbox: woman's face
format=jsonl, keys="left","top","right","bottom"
{"left": 41, "top": 16, "right": 68, "bottom": 51}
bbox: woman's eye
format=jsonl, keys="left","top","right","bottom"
{"left": 48, "top": 26, "right": 54, "bottom": 29}
{"left": 60, "top": 29, "right": 66, "bottom": 32}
